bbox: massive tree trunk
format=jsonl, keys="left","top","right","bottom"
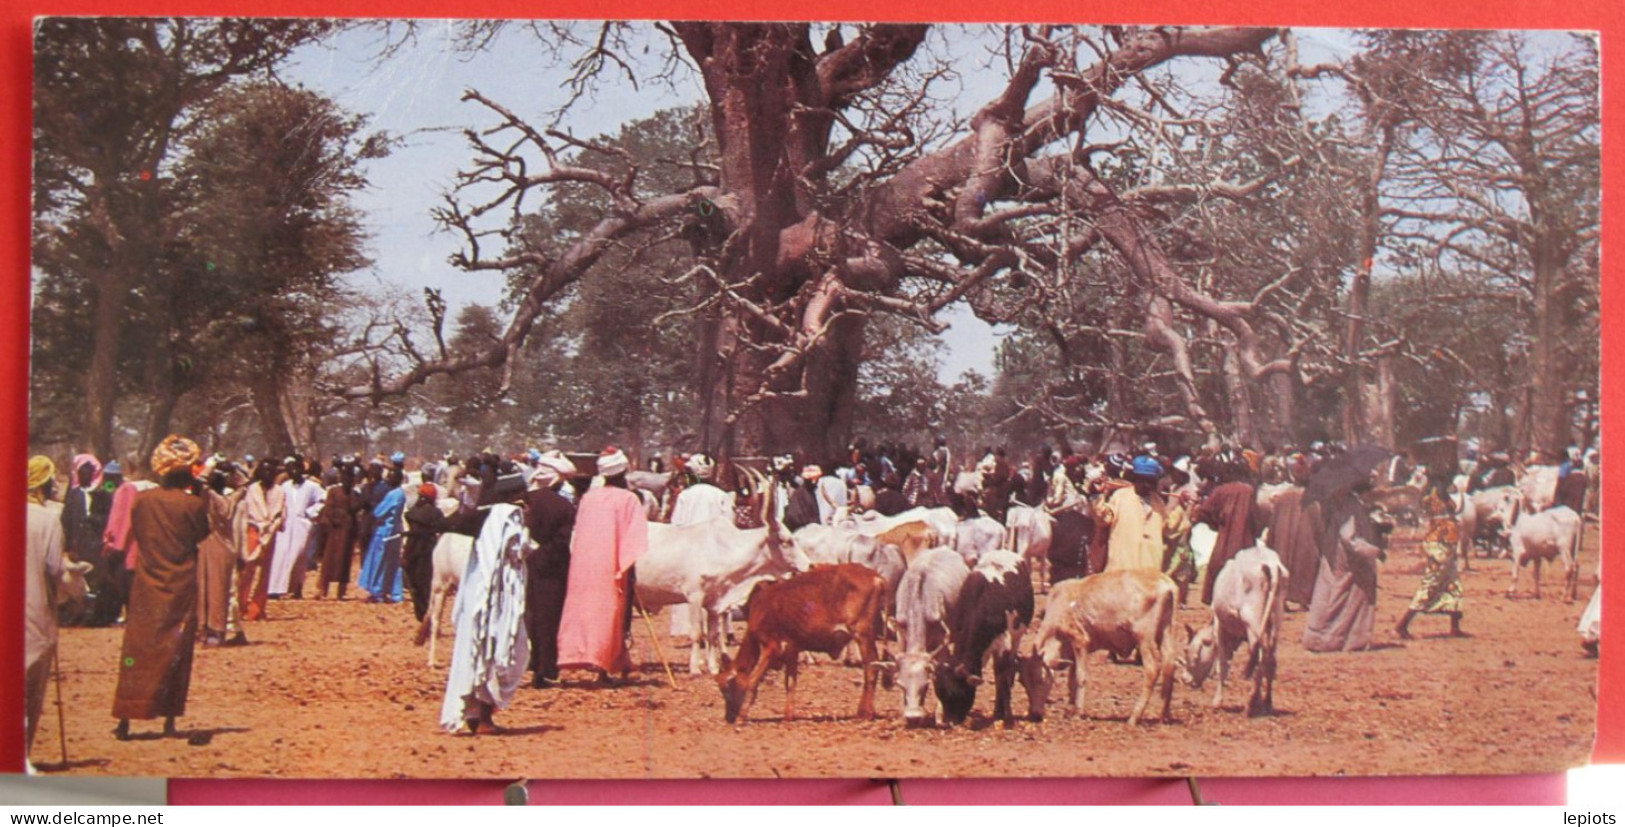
{"left": 1526, "top": 251, "right": 1569, "bottom": 459}
{"left": 1341, "top": 122, "right": 1394, "bottom": 449}
{"left": 82, "top": 267, "right": 129, "bottom": 460}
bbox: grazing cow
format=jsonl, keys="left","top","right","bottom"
{"left": 953, "top": 516, "right": 1006, "bottom": 566}
{"left": 1179, "top": 544, "right": 1288, "bottom": 716}
{"left": 934, "top": 550, "right": 1035, "bottom": 728}
{"left": 1005, "top": 504, "right": 1055, "bottom": 590}
{"left": 715, "top": 563, "right": 888, "bottom": 723}
{"left": 1024, "top": 570, "right": 1179, "bottom": 726}
{"left": 414, "top": 497, "right": 471, "bottom": 667}
{"left": 637, "top": 472, "right": 811, "bottom": 674}
{"left": 884, "top": 547, "right": 972, "bottom": 726}
{"left": 1494, "top": 498, "right": 1583, "bottom": 601}
{"left": 875, "top": 520, "right": 941, "bottom": 566}
{"left": 792, "top": 522, "right": 906, "bottom": 663}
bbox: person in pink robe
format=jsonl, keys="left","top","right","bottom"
{"left": 555, "top": 448, "right": 648, "bottom": 681}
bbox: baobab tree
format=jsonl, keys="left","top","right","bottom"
{"left": 330, "top": 23, "right": 1328, "bottom": 458}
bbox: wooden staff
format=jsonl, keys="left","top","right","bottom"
{"left": 52, "top": 648, "right": 68, "bottom": 766}
{"left": 633, "top": 592, "right": 679, "bottom": 690}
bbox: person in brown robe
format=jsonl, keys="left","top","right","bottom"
{"left": 1266, "top": 456, "right": 1320, "bottom": 610}
{"left": 316, "top": 464, "right": 360, "bottom": 600}
{"left": 1194, "top": 454, "right": 1262, "bottom": 606}
{"left": 114, "top": 435, "right": 210, "bottom": 740}
{"left": 197, "top": 464, "right": 247, "bottom": 645}
{"left": 1267, "top": 486, "right": 1321, "bottom": 610}
{"left": 1302, "top": 484, "right": 1386, "bottom": 653}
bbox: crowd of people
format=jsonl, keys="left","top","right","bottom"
{"left": 20, "top": 429, "right": 1599, "bottom": 769}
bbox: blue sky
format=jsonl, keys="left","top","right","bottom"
{"left": 280, "top": 23, "right": 1360, "bottom": 383}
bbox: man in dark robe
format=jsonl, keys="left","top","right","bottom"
{"left": 785, "top": 467, "right": 822, "bottom": 532}
{"left": 61, "top": 454, "right": 113, "bottom": 626}
{"left": 113, "top": 435, "right": 210, "bottom": 741}
{"left": 402, "top": 482, "right": 451, "bottom": 622}
{"left": 872, "top": 477, "right": 911, "bottom": 516}
{"left": 522, "top": 452, "right": 578, "bottom": 687}
{"left": 1194, "top": 453, "right": 1263, "bottom": 606}
{"left": 354, "top": 462, "right": 384, "bottom": 564}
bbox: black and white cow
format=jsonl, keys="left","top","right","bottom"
{"left": 934, "top": 550, "right": 1035, "bottom": 728}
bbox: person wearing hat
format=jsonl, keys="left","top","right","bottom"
{"left": 402, "top": 482, "right": 453, "bottom": 622}
{"left": 1096, "top": 455, "right": 1169, "bottom": 573}
{"left": 61, "top": 453, "right": 115, "bottom": 627}
{"left": 100, "top": 460, "right": 142, "bottom": 624}
{"left": 196, "top": 458, "right": 249, "bottom": 646}
{"left": 522, "top": 451, "right": 579, "bottom": 687}
{"left": 670, "top": 453, "right": 732, "bottom": 528}
{"left": 25, "top": 456, "right": 67, "bottom": 768}
{"left": 112, "top": 435, "right": 211, "bottom": 741}
{"left": 1193, "top": 451, "right": 1263, "bottom": 606}
{"left": 555, "top": 447, "right": 648, "bottom": 683}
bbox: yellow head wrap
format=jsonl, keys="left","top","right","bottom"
{"left": 151, "top": 434, "right": 202, "bottom": 476}
{"left": 27, "top": 455, "right": 56, "bottom": 492}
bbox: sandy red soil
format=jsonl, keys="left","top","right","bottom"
{"left": 33, "top": 525, "right": 1598, "bottom": 780}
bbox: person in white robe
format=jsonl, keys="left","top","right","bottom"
{"left": 666, "top": 453, "right": 734, "bottom": 638}
{"left": 440, "top": 503, "right": 531, "bottom": 734}
{"left": 268, "top": 458, "right": 324, "bottom": 597}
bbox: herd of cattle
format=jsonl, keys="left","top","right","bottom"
{"left": 409, "top": 455, "right": 1593, "bottom": 729}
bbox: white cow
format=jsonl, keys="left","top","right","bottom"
{"left": 1179, "top": 544, "right": 1288, "bottom": 716}
{"left": 1495, "top": 499, "right": 1583, "bottom": 601}
{"left": 1519, "top": 465, "right": 1561, "bottom": 513}
{"left": 415, "top": 498, "right": 470, "bottom": 668}
{"left": 953, "top": 516, "right": 1006, "bottom": 566}
{"left": 635, "top": 478, "right": 810, "bottom": 675}
{"left": 1005, "top": 504, "right": 1054, "bottom": 590}
{"left": 884, "top": 547, "right": 972, "bottom": 726}
{"left": 840, "top": 506, "right": 958, "bottom": 542}
{"left": 1452, "top": 484, "right": 1520, "bottom": 566}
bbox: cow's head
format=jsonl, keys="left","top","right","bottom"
{"left": 932, "top": 659, "right": 980, "bottom": 727}
{"left": 1179, "top": 623, "right": 1218, "bottom": 688}
{"left": 1489, "top": 488, "right": 1522, "bottom": 539}
{"left": 1016, "top": 643, "right": 1054, "bottom": 722}
{"left": 715, "top": 652, "right": 750, "bottom": 724}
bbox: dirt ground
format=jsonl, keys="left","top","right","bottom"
{"left": 34, "top": 525, "right": 1599, "bottom": 780}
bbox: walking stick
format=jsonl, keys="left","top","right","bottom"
{"left": 52, "top": 649, "right": 68, "bottom": 767}
{"left": 633, "top": 593, "right": 679, "bottom": 690}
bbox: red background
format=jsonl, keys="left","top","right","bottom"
{"left": 3, "top": 0, "right": 1618, "bottom": 805}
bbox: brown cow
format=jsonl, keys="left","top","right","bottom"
{"left": 716, "top": 564, "right": 889, "bottom": 723}
{"left": 875, "top": 520, "right": 940, "bottom": 567}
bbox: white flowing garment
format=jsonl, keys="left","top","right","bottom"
{"left": 440, "top": 503, "right": 532, "bottom": 732}
{"left": 666, "top": 483, "right": 736, "bottom": 637}
{"left": 268, "top": 478, "right": 324, "bottom": 595}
